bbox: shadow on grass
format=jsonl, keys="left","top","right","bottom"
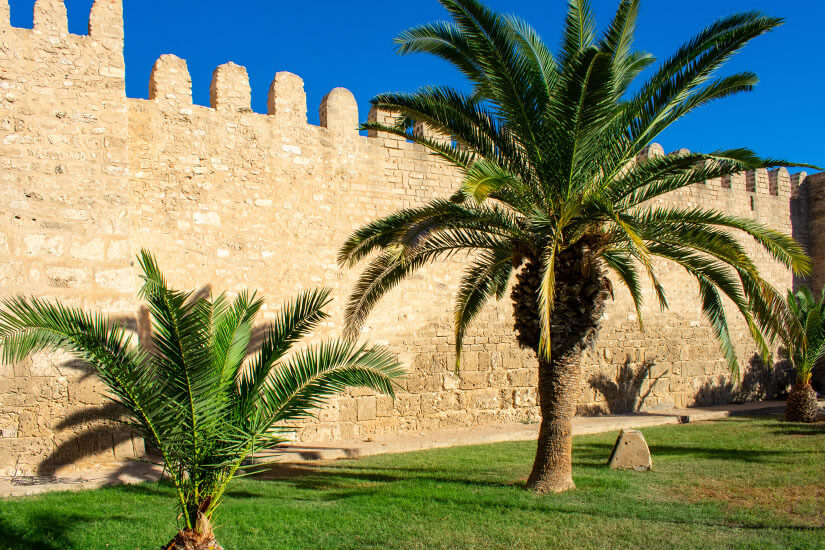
{"left": 248, "top": 461, "right": 821, "bottom": 532}
{"left": 0, "top": 514, "right": 71, "bottom": 550}
{"left": 0, "top": 510, "right": 132, "bottom": 549}
{"left": 249, "top": 437, "right": 726, "bottom": 493}
{"left": 771, "top": 422, "right": 825, "bottom": 436}
{"left": 250, "top": 463, "right": 518, "bottom": 492}
{"left": 577, "top": 440, "right": 815, "bottom": 464}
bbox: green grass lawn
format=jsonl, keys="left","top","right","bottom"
{"left": 1, "top": 416, "right": 823, "bottom": 549}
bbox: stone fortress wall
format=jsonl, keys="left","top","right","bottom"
{"left": 1, "top": 0, "right": 824, "bottom": 476}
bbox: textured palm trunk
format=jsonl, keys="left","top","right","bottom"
{"left": 785, "top": 381, "right": 819, "bottom": 423}
{"left": 511, "top": 244, "right": 610, "bottom": 493}
{"left": 526, "top": 352, "right": 584, "bottom": 492}
{"left": 164, "top": 512, "right": 224, "bottom": 550}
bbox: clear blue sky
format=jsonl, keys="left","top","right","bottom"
{"left": 9, "top": 0, "right": 825, "bottom": 170}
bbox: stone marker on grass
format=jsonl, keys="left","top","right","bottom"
{"left": 608, "top": 429, "right": 652, "bottom": 471}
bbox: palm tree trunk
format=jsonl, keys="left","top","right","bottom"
{"left": 164, "top": 512, "right": 224, "bottom": 550}
{"left": 526, "top": 352, "right": 584, "bottom": 492}
{"left": 785, "top": 381, "right": 819, "bottom": 423}
{"left": 511, "top": 244, "right": 610, "bottom": 493}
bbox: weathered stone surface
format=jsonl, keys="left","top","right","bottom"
{"left": 608, "top": 429, "right": 652, "bottom": 471}
{"left": 0, "top": 0, "right": 818, "bottom": 476}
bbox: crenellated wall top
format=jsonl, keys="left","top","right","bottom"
{"left": 0, "top": 0, "right": 820, "bottom": 199}
{"left": 0, "top": 0, "right": 122, "bottom": 45}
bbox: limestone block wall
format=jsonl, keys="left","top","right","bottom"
{"left": 0, "top": 0, "right": 820, "bottom": 475}
{"left": 0, "top": 0, "right": 143, "bottom": 476}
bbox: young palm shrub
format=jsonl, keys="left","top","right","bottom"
{"left": 0, "top": 250, "right": 403, "bottom": 550}
{"left": 339, "top": 0, "right": 814, "bottom": 493}
{"left": 782, "top": 287, "right": 824, "bottom": 422}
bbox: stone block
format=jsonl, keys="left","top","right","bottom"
{"left": 107, "top": 240, "right": 130, "bottom": 261}
{"left": 512, "top": 388, "right": 536, "bottom": 407}
{"left": 24, "top": 234, "right": 63, "bottom": 257}
{"left": 608, "top": 429, "right": 652, "bottom": 471}
{"left": 33, "top": 0, "right": 68, "bottom": 34}
{"left": 94, "top": 268, "right": 134, "bottom": 292}
{"left": 0, "top": 413, "right": 19, "bottom": 438}
{"left": 338, "top": 422, "right": 359, "bottom": 440}
{"left": 267, "top": 72, "right": 307, "bottom": 123}
{"left": 338, "top": 397, "right": 356, "bottom": 422}
{"left": 443, "top": 372, "right": 460, "bottom": 390}
{"left": 46, "top": 266, "right": 88, "bottom": 289}
{"left": 458, "top": 370, "right": 486, "bottom": 389}
{"left": 395, "top": 394, "right": 420, "bottom": 416}
{"left": 210, "top": 62, "right": 251, "bottom": 112}
{"left": 319, "top": 87, "right": 358, "bottom": 134}
{"left": 376, "top": 396, "right": 394, "bottom": 417}
{"left": 357, "top": 396, "right": 376, "bottom": 421}
{"left": 149, "top": 54, "right": 192, "bottom": 105}
{"left": 70, "top": 238, "right": 105, "bottom": 261}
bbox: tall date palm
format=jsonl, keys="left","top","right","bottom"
{"left": 0, "top": 250, "right": 402, "bottom": 549}
{"left": 339, "top": 0, "right": 812, "bottom": 493}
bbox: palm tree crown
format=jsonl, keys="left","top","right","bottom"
{"left": 784, "top": 286, "right": 825, "bottom": 386}
{"left": 340, "top": 0, "right": 813, "bottom": 371}
{"left": 0, "top": 250, "right": 403, "bottom": 541}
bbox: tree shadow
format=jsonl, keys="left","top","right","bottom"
{"left": 693, "top": 354, "right": 795, "bottom": 406}
{"left": 410, "top": 492, "right": 824, "bottom": 532}
{"left": 584, "top": 359, "right": 662, "bottom": 415}
{"left": 249, "top": 462, "right": 516, "bottom": 492}
{"left": 29, "top": 311, "right": 144, "bottom": 478}
{"left": 35, "top": 401, "right": 148, "bottom": 480}
{"left": 36, "top": 424, "right": 139, "bottom": 478}
{"left": 771, "top": 422, "right": 825, "bottom": 437}
{"left": 0, "top": 510, "right": 94, "bottom": 549}
{"left": 246, "top": 457, "right": 821, "bottom": 533}
{"left": 573, "top": 442, "right": 615, "bottom": 465}
{"left": 643, "top": 444, "right": 814, "bottom": 463}
{"left": 810, "top": 357, "right": 825, "bottom": 395}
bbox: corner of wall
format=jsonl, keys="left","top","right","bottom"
{"left": 803, "top": 172, "right": 825, "bottom": 294}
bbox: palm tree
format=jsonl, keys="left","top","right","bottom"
{"left": 782, "top": 286, "right": 824, "bottom": 422}
{"left": 0, "top": 250, "right": 403, "bottom": 550}
{"left": 339, "top": 0, "right": 813, "bottom": 493}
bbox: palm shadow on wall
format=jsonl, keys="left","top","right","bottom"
{"left": 585, "top": 359, "right": 662, "bottom": 415}
{"left": 692, "top": 353, "right": 795, "bottom": 406}
{"left": 33, "top": 311, "right": 145, "bottom": 478}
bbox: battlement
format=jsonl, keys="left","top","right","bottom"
{"left": 628, "top": 143, "right": 807, "bottom": 200}
{"left": 145, "top": 53, "right": 363, "bottom": 136}
{"left": 0, "top": 0, "right": 123, "bottom": 46}
{"left": 0, "top": 0, "right": 816, "bottom": 204}
{"left": 133, "top": 50, "right": 822, "bottom": 204}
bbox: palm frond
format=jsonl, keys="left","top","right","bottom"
{"left": 256, "top": 341, "right": 403, "bottom": 429}
{"left": 454, "top": 247, "right": 513, "bottom": 368}
{"left": 559, "top": 0, "right": 597, "bottom": 67}
{"left": 237, "top": 288, "right": 331, "bottom": 411}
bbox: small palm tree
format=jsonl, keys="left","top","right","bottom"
{"left": 782, "top": 287, "right": 824, "bottom": 422}
{"left": 339, "top": 0, "right": 813, "bottom": 493}
{"left": 0, "top": 250, "right": 403, "bottom": 550}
